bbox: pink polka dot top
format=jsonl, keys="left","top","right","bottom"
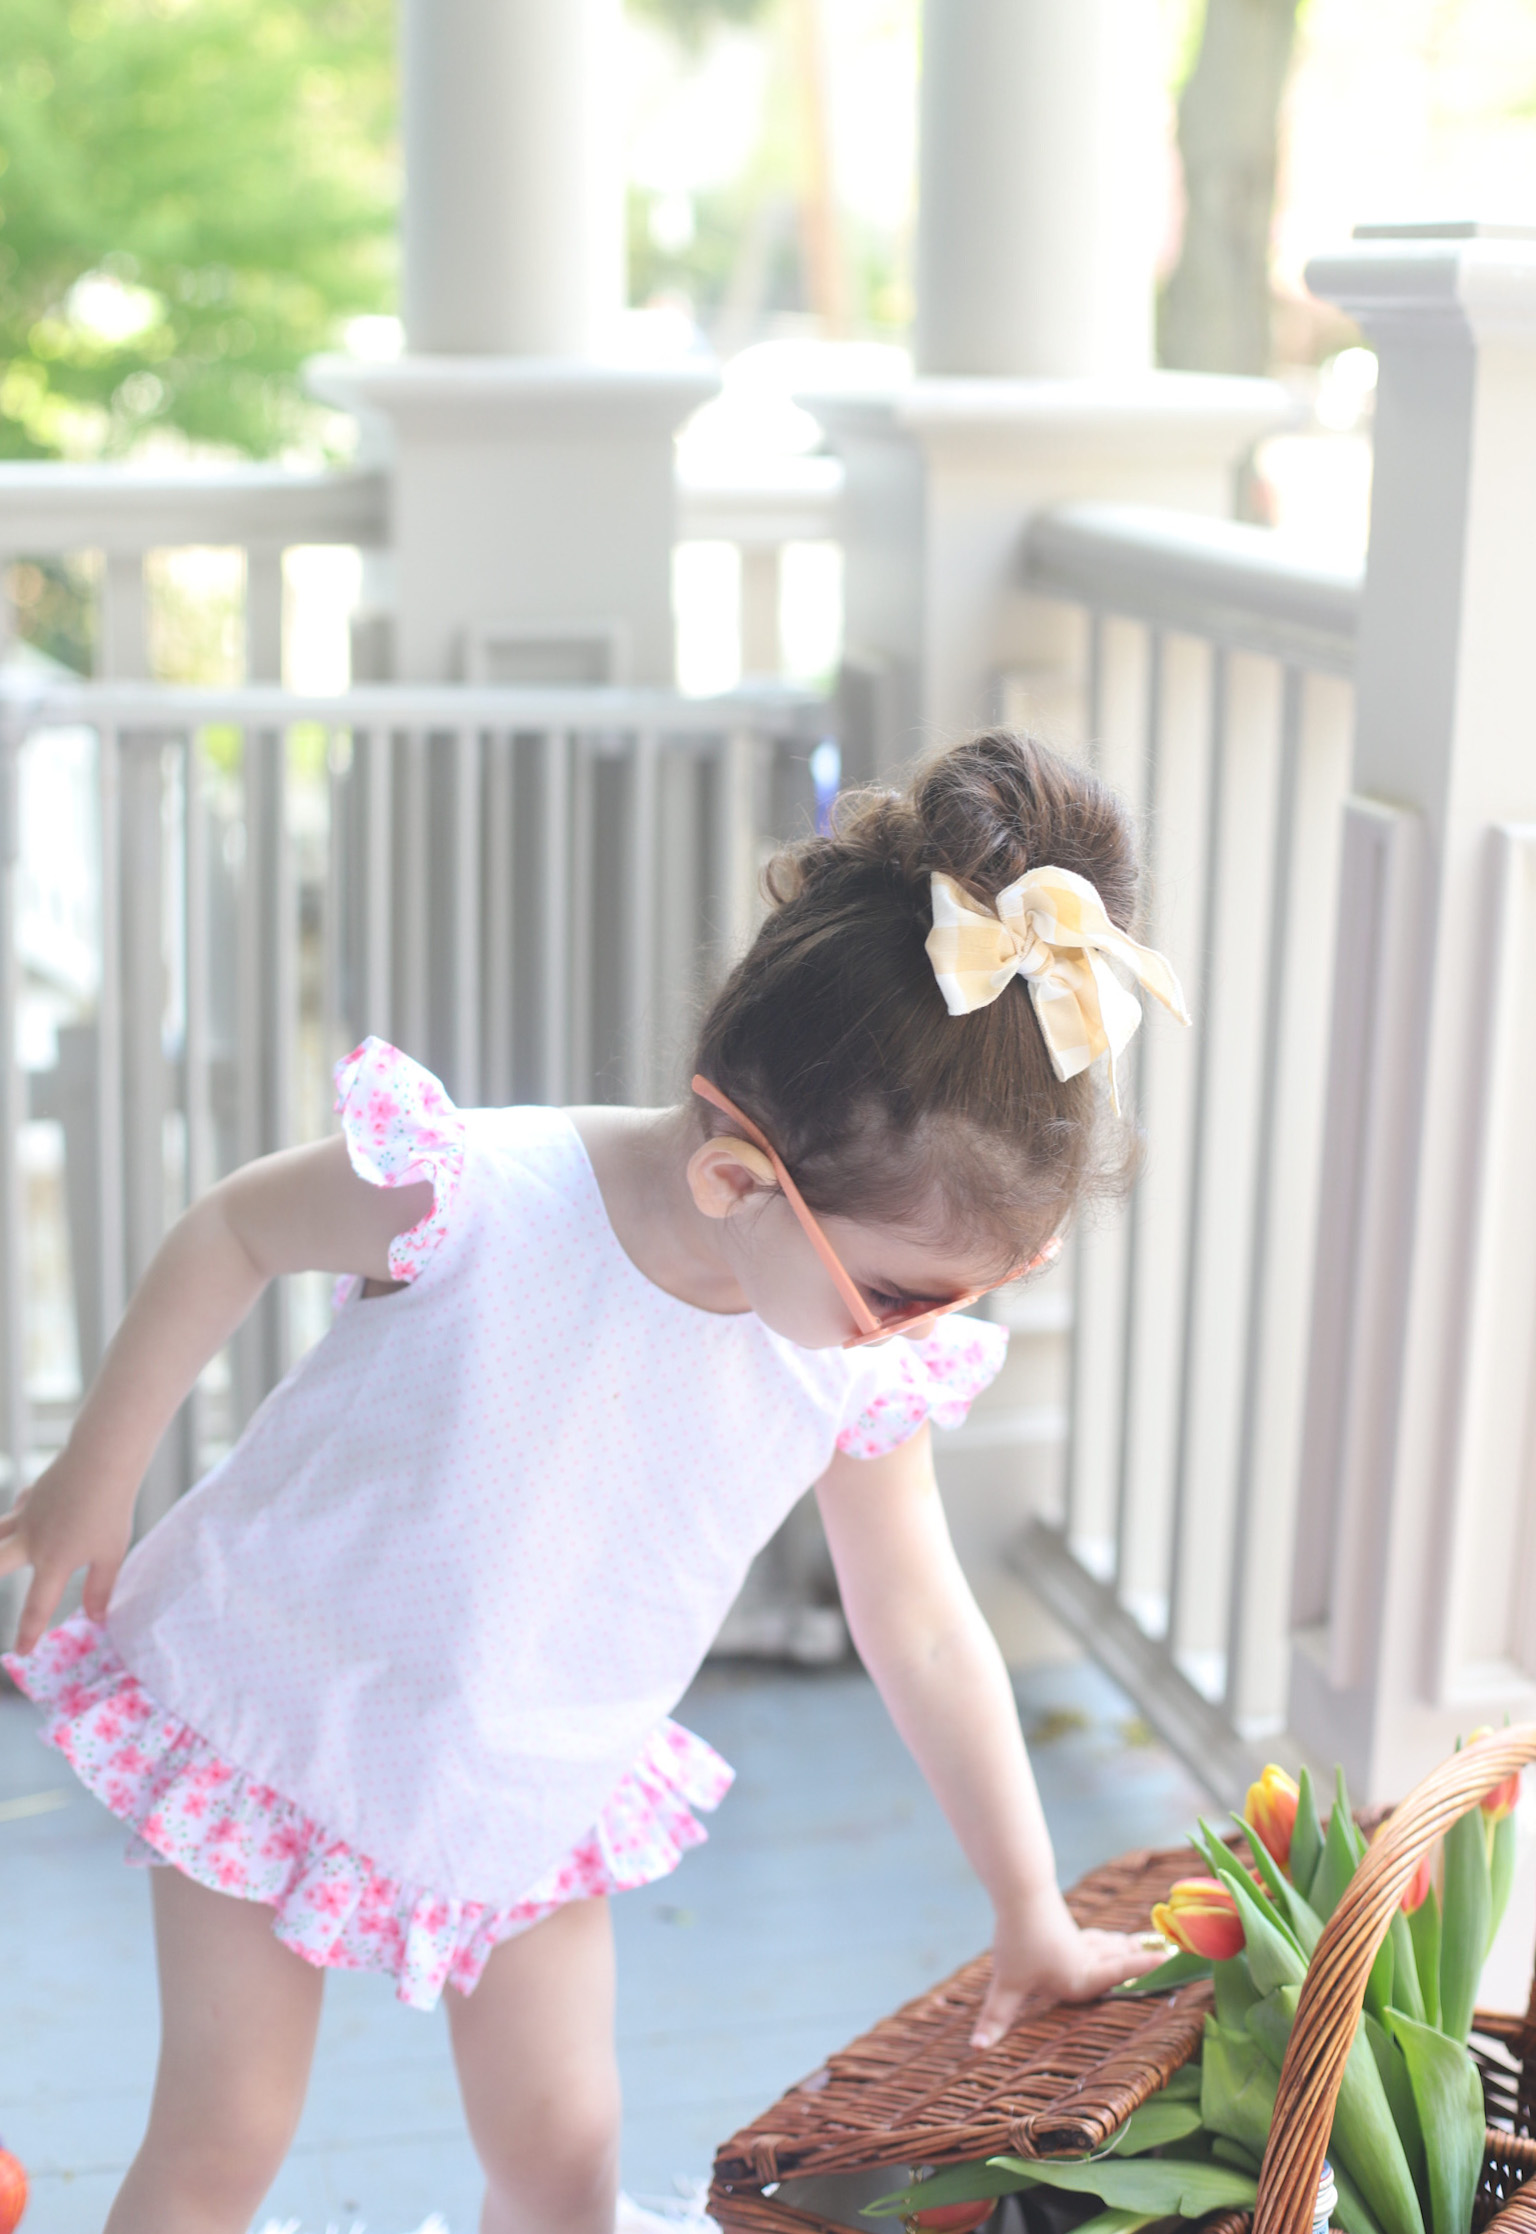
{"left": 8, "top": 1040, "right": 1007, "bottom": 2008}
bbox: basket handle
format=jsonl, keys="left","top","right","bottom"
{"left": 1252, "top": 1726, "right": 1536, "bottom": 2234}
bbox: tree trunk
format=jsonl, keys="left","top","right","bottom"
{"left": 790, "top": 0, "right": 849, "bottom": 333}
{"left": 1158, "top": 0, "right": 1302, "bottom": 374}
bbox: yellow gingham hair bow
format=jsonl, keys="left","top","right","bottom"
{"left": 924, "top": 865, "right": 1190, "bottom": 1111}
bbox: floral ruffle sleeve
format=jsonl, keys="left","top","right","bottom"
{"left": 333, "top": 1037, "right": 467, "bottom": 1283}
{"left": 835, "top": 1313, "right": 1008, "bottom": 1460}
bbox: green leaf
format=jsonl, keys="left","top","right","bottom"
{"left": 1243, "top": 1985, "right": 1426, "bottom": 2234}
{"left": 1439, "top": 1805, "right": 1491, "bottom": 2043}
{"left": 1158, "top": 2128, "right": 1217, "bottom": 2162}
{"left": 1334, "top": 2157, "right": 1388, "bottom": 2234}
{"left": 1211, "top": 2137, "right": 1263, "bottom": 2175}
{"left": 862, "top": 2152, "right": 1261, "bottom": 2224}
{"left": 1312, "top": 1769, "right": 1362, "bottom": 1923}
{"left": 1105, "top": 2099, "right": 1204, "bottom": 2155}
{"left": 1111, "top": 1947, "right": 1212, "bottom": 1996}
{"left": 1365, "top": 1917, "right": 1396, "bottom": 2028}
{"left": 1386, "top": 2011, "right": 1486, "bottom": 2234}
{"left": 1365, "top": 2012, "right": 1428, "bottom": 2203}
{"left": 1244, "top": 1985, "right": 1294, "bottom": 2074}
{"left": 861, "top": 2159, "right": 1038, "bottom": 2217}
{"left": 985, "top": 2155, "right": 1260, "bottom": 2217}
{"left": 1191, "top": 1828, "right": 1306, "bottom": 1996}
{"left": 1063, "top": 2214, "right": 1164, "bottom": 2234}
{"left": 1194, "top": 1821, "right": 1302, "bottom": 1943}
{"left": 1293, "top": 1766, "right": 1326, "bottom": 1901}
{"left": 1389, "top": 1910, "right": 1426, "bottom": 2026}
{"left": 1159, "top": 2062, "right": 1205, "bottom": 2101}
{"left": 1213, "top": 1954, "right": 1262, "bottom": 2029}
{"left": 1410, "top": 1888, "right": 1442, "bottom": 2031}
{"left": 1334, "top": 2013, "right": 1429, "bottom": 2234}
{"left": 1201, "top": 2017, "right": 1279, "bottom": 2163}
{"left": 1340, "top": 1783, "right": 1368, "bottom": 1863}
{"left": 1235, "top": 1810, "right": 1325, "bottom": 1956}
{"left": 1490, "top": 1811, "right": 1517, "bottom": 1957}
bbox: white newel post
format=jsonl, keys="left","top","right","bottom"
{"left": 310, "top": 0, "right": 715, "bottom": 684}
{"left": 809, "top": 0, "right": 1286, "bottom": 772}
{"left": 1288, "top": 227, "right": 1536, "bottom": 1800}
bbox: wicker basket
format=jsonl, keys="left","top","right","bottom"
{"left": 709, "top": 1727, "right": 1536, "bottom": 2234}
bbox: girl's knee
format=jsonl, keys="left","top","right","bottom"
{"left": 478, "top": 2076, "right": 622, "bottom": 2218}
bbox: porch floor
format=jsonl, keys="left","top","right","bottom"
{"left": 1, "top": 1655, "right": 1208, "bottom": 2233}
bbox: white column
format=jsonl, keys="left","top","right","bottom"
{"left": 915, "top": 0, "right": 1161, "bottom": 378}
{"left": 812, "top": 0, "right": 1276, "bottom": 771}
{"left": 401, "top": 0, "right": 624, "bottom": 357}
{"left": 1288, "top": 228, "right": 1536, "bottom": 1798}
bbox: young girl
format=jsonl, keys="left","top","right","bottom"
{"left": 2, "top": 730, "right": 1185, "bottom": 2234}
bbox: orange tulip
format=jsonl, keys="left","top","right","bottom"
{"left": 1469, "top": 1728, "right": 1521, "bottom": 1823}
{"left": 1400, "top": 1848, "right": 1434, "bottom": 1914}
{"left": 1150, "top": 1876, "right": 1245, "bottom": 1962}
{"left": 0, "top": 2143, "right": 25, "bottom": 2234}
{"left": 1244, "top": 1764, "right": 1300, "bottom": 1874}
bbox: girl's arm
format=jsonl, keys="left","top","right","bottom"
{"left": 0, "top": 1136, "right": 432, "bottom": 1655}
{"left": 816, "top": 1426, "right": 1162, "bottom": 2047}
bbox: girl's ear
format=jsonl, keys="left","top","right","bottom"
{"left": 687, "top": 1137, "right": 778, "bottom": 1220}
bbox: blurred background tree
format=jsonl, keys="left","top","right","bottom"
{"left": 0, "top": 0, "right": 395, "bottom": 462}
{"left": 1159, "top": 0, "right": 1304, "bottom": 374}
{"left": 627, "top": 0, "right": 899, "bottom": 345}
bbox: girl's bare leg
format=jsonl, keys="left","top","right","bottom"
{"left": 106, "top": 1867, "right": 324, "bottom": 2234}
{"left": 446, "top": 1895, "right": 622, "bottom": 2234}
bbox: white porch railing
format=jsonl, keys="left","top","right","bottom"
{"left": 0, "top": 464, "right": 388, "bottom": 681}
{"left": 0, "top": 680, "right": 825, "bottom": 1617}
{"left": 1009, "top": 502, "right": 1363, "bottom": 1801}
{"left": 0, "top": 455, "right": 840, "bottom": 685}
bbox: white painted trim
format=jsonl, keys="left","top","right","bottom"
{"left": 1291, "top": 797, "right": 1423, "bottom": 1694}
{"left": 1434, "top": 823, "right": 1536, "bottom": 1702}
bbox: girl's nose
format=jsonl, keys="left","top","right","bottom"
{"left": 896, "top": 1310, "right": 942, "bottom": 1342}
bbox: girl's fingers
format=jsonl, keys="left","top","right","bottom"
{"left": 81, "top": 1558, "right": 119, "bottom": 1624}
{"left": 1113, "top": 1929, "right": 1170, "bottom": 1974}
{"left": 970, "top": 1977, "right": 1024, "bottom": 2050}
{"left": 14, "top": 1571, "right": 62, "bottom": 1656}
{"left": 1080, "top": 1931, "right": 1165, "bottom": 1994}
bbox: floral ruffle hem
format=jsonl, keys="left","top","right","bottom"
{"left": 6, "top": 1616, "right": 733, "bottom": 2012}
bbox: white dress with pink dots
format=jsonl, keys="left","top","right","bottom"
{"left": 6, "top": 1040, "right": 1006, "bottom": 2009}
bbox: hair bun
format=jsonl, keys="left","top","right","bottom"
{"left": 913, "top": 731, "right": 1139, "bottom": 932}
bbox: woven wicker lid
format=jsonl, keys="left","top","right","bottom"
{"left": 711, "top": 1839, "right": 1211, "bottom": 2202}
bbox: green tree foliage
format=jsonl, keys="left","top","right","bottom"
{"left": 628, "top": 0, "right": 775, "bottom": 54}
{"left": 0, "top": 0, "right": 396, "bottom": 460}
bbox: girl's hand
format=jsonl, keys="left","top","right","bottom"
{"left": 971, "top": 1888, "right": 1167, "bottom": 2048}
{"left": 0, "top": 1449, "right": 134, "bottom": 1655}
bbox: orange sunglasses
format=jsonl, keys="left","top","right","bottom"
{"left": 690, "top": 1075, "right": 1060, "bottom": 1350}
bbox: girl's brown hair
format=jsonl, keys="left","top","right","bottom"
{"left": 690, "top": 729, "right": 1142, "bottom": 1271}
